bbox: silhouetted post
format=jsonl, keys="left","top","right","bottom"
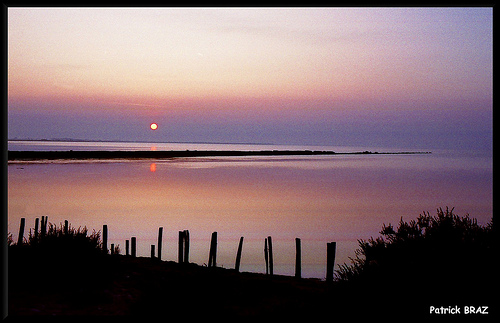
{"left": 264, "top": 238, "right": 269, "bottom": 275}
{"left": 102, "top": 225, "right": 108, "bottom": 254}
{"left": 126, "top": 240, "right": 130, "bottom": 256}
{"left": 111, "top": 244, "right": 115, "bottom": 255}
{"left": 178, "top": 231, "right": 184, "bottom": 263}
{"left": 64, "top": 220, "right": 69, "bottom": 235}
{"left": 326, "top": 242, "right": 336, "bottom": 282}
{"left": 151, "top": 245, "right": 155, "bottom": 258}
{"left": 235, "top": 237, "right": 244, "bottom": 272}
{"left": 267, "top": 236, "right": 273, "bottom": 276}
{"left": 208, "top": 232, "right": 217, "bottom": 268}
{"left": 295, "top": 238, "right": 301, "bottom": 278}
{"left": 44, "top": 216, "right": 48, "bottom": 237}
{"left": 183, "top": 230, "right": 190, "bottom": 263}
{"left": 131, "top": 237, "right": 137, "bottom": 257}
{"left": 34, "top": 218, "right": 39, "bottom": 241}
{"left": 17, "top": 218, "right": 25, "bottom": 245}
{"left": 41, "top": 216, "right": 47, "bottom": 238}
{"left": 157, "top": 227, "right": 163, "bottom": 260}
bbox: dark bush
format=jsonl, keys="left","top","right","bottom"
{"left": 27, "top": 222, "right": 102, "bottom": 255}
{"left": 8, "top": 222, "right": 115, "bottom": 294}
{"left": 335, "top": 207, "right": 494, "bottom": 305}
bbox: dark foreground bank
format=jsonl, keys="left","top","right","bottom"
{"left": 6, "top": 209, "right": 493, "bottom": 320}
{"left": 7, "top": 250, "right": 494, "bottom": 321}
{"left": 8, "top": 251, "right": 331, "bottom": 319}
{"left": 8, "top": 150, "right": 431, "bottom": 160}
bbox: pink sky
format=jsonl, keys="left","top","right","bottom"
{"left": 8, "top": 8, "right": 492, "bottom": 150}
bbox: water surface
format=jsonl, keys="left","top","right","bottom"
{"left": 8, "top": 142, "right": 492, "bottom": 278}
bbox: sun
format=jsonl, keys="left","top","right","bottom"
{"left": 150, "top": 123, "right": 158, "bottom": 130}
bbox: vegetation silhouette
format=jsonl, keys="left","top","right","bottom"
{"left": 335, "top": 207, "right": 494, "bottom": 314}
{"left": 7, "top": 208, "right": 494, "bottom": 318}
{"left": 8, "top": 222, "right": 122, "bottom": 314}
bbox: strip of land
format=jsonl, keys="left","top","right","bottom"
{"left": 8, "top": 150, "right": 431, "bottom": 160}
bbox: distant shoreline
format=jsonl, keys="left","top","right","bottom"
{"left": 7, "top": 138, "right": 276, "bottom": 145}
{"left": 8, "top": 150, "right": 431, "bottom": 161}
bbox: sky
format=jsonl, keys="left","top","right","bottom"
{"left": 8, "top": 7, "right": 493, "bottom": 151}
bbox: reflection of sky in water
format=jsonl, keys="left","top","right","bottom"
{"left": 8, "top": 140, "right": 337, "bottom": 152}
{"left": 158, "top": 153, "right": 492, "bottom": 173}
{"left": 8, "top": 153, "right": 492, "bottom": 278}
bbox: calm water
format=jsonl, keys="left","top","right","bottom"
{"left": 8, "top": 140, "right": 325, "bottom": 152}
{"left": 8, "top": 141, "right": 493, "bottom": 279}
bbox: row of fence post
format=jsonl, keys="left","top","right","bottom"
{"left": 235, "top": 237, "right": 244, "bottom": 272}
{"left": 158, "top": 227, "right": 163, "bottom": 260}
{"left": 102, "top": 224, "right": 108, "bottom": 254}
{"left": 264, "top": 236, "right": 273, "bottom": 275}
{"left": 208, "top": 232, "right": 217, "bottom": 267}
{"left": 41, "top": 216, "right": 47, "bottom": 238}
{"left": 16, "top": 216, "right": 56, "bottom": 245}
{"left": 17, "top": 218, "right": 25, "bottom": 245}
{"left": 295, "top": 238, "right": 301, "bottom": 278}
{"left": 178, "top": 230, "right": 190, "bottom": 263}
{"left": 15, "top": 218, "right": 336, "bottom": 281}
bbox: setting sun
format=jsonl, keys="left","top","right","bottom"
{"left": 150, "top": 123, "right": 158, "bottom": 130}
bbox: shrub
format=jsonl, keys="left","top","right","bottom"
{"left": 23, "top": 222, "right": 102, "bottom": 257}
{"left": 335, "top": 207, "right": 494, "bottom": 288}
{"left": 9, "top": 221, "right": 106, "bottom": 277}
{"left": 8, "top": 221, "right": 117, "bottom": 294}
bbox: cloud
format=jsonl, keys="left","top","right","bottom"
{"left": 209, "top": 12, "right": 381, "bottom": 46}
{"left": 104, "top": 101, "right": 169, "bottom": 109}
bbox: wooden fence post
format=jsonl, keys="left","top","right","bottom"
{"left": 208, "top": 232, "right": 217, "bottom": 268}
{"left": 295, "top": 238, "right": 301, "bottom": 278}
{"left": 41, "top": 216, "right": 47, "bottom": 238}
{"left": 183, "top": 230, "right": 190, "bottom": 264}
{"left": 64, "top": 220, "right": 69, "bottom": 235}
{"left": 178, "top": 231, "right": 184, "bottom": 264}
{"left": 111, "top": 244, "right": 115, "bottom": 255}
{"left": 267, "top": 236, "right": 273, "bottom": 276}
{"left": 102, "top": 225, "right": 108, "bottom": 254}
{"left": 151, "top": 245, "right": 155, "bottom": 258}
{"left": 131, "top": 237, "right": 136, "bottom": 257}
{"left": 17, "top": 218, "right": 25, "bottom": 245}
{"left": 235, "top": 237, "right": 244, "bottom": 272}
{"left": 264, "top": 238, "right": 269, "bottom": 275}
{"left": 34, "top": 218, "right": 39, "bottom": 241}
{"left": 125, "top": 240, "right": 129, "bottom": 256}
{"left": 326, "top": 242, "right": 336, "bottom": 282}
{"left": 157, "top": 227, "right": 163, "bottom": 260}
